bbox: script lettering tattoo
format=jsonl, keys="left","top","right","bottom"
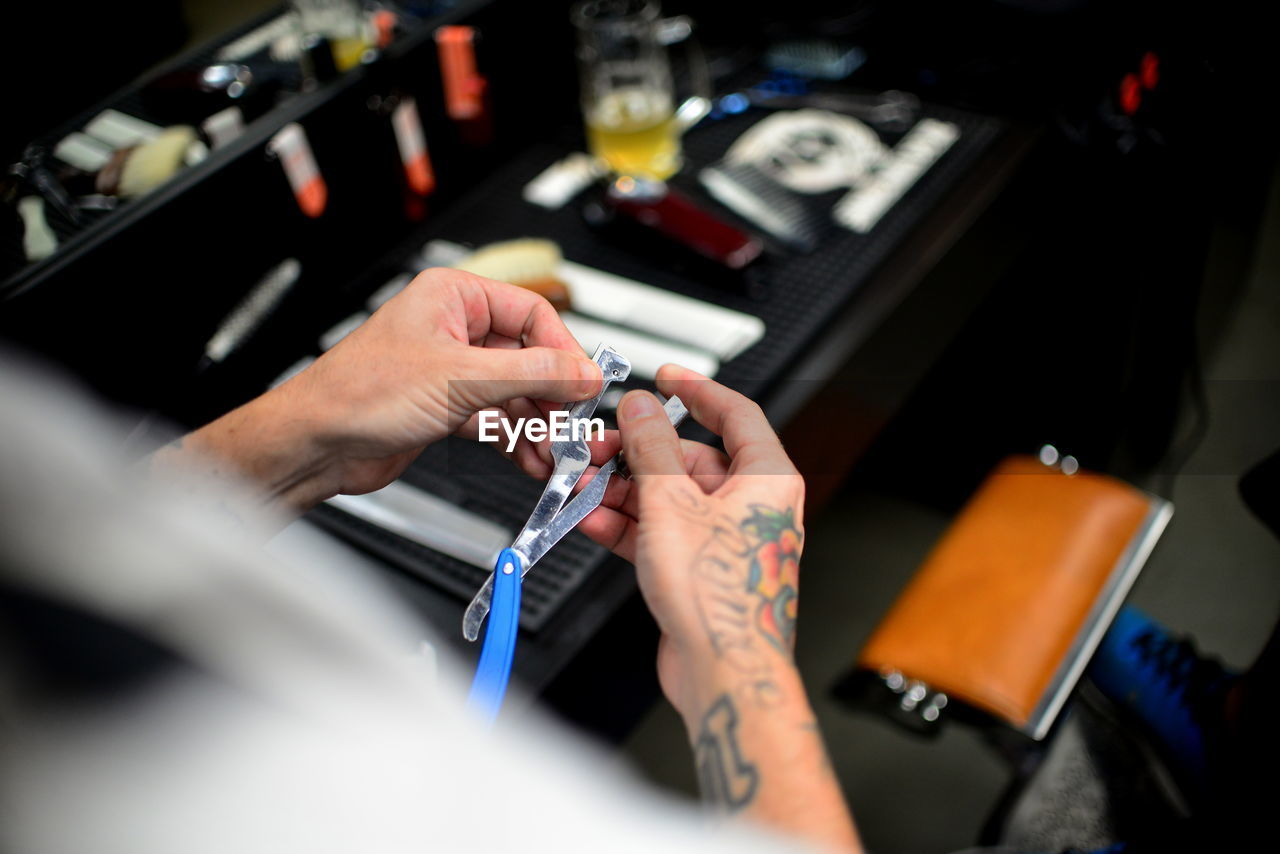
{"left": 660, "top": 482, "right": 803, "bottom": 705}
{"left": 669, "top": 484, "right": 708, "bottom": 517}
{"left": 694, "top": 695, "right": 759, "bottom": 812}
{"left": 691, "top": 514, "right": 777, "bottom": 700}
{"left": 675, "top": 491, "right": 803, "bottom": 704}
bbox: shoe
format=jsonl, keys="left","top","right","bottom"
{"left": 1086, "top": 606, "right": 1238, "bottom": 798}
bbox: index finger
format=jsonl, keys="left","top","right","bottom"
{"left": 449, "top": 270, "right": 587, "bottom": 356}
{"left": 654, "top": 364, "right": 796, "bottom": 476}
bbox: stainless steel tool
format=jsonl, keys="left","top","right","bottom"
{"left": 462, "top": 346, "right": 689, "bottom": 641}
{"left": 462, "top": 343, "right": 629, "bottom": 641}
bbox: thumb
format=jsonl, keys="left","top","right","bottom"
{"left": 453, "top": 346, "right": 601, "bottom": 412}
{"left": 617, "top": 391, "right": 687, "bottom": 477}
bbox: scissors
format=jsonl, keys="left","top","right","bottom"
{"left": 464, "top": 344, "right": 689, "bottom": 723}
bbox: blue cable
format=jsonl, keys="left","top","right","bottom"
{"left": 466, "top": 548, "right": 522, "bottom": 726}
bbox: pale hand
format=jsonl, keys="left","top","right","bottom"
{"left": 154, "top": 268, "right": 601, "bottom": 515}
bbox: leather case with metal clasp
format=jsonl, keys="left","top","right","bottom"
{"left": 852, "top": 455, "right": 1172, "bottom": 740}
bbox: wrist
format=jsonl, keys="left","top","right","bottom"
{"left": 240, "top": 381, "right": 346, "bottom": 510}
{"left": 674, "top": 644, "right": 807, "bottom": 733}
{"left": 181, "top": 382, "right": 344, "bottom": 514}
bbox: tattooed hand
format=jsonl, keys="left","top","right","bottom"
{"left": 584, "top": 366, "right": 861, "bottom": 851}
{"left": 578, "top": 364, "right": 807, "bottom": 721}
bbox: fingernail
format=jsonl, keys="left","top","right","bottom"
{"left": 577, "top": 360, "right": 601, "bottom": 398}
{"left": 619, "top": 391, "right": 659, "bottom": 422}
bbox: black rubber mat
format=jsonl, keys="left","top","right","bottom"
{"left": 313, "top": 101, "right": 1006, "bottom": 634}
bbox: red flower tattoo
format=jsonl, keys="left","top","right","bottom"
{"left": 743, "top": 506, "right": 801, "bottom": 652}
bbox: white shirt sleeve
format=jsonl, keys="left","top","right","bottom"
{"left": 0, "top": 358, "right": 809, "bottom": 854}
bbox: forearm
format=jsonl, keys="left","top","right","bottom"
{"left": 681, "top": 662, "right": 862, "bottom": 853}
{"left": 149, "top": 383, "right": 341, "bottom": 526}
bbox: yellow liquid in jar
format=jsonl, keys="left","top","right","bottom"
{"left": 331, "top": 36, "right": 369, "bottom": 71}
{"left": 586, "top": 89, "right": 680, "bottom": 180}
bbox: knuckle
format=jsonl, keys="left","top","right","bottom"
{"left": 732, "top": 396, "right": 765, "bottom": 421}
{"left": 450, "top": 379, "right": 487, "bottom": 411}
{"left": 721, "top": 397, "right": 765, "bottom": 435}
{"left": 522, "top": 347, "right": 562, "bottom": 380}
{"left": 410, "top": 267, "right": 448, "bottom": 292}
{"left": 526, "top": 289, "right": 557, "bottom": 314}
{"left": 630, "top": 431, "right": 673, "bottom": 464}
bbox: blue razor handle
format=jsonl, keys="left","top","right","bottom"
{"left": 465, "top": 548, "right": 522, "bottom": 725}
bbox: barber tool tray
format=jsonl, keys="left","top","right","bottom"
{"left": 310, "top": 98, "right": 1006, "bottom": 633}
{"left": 311, "top": 436, "right": 609, "bottom": 634}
